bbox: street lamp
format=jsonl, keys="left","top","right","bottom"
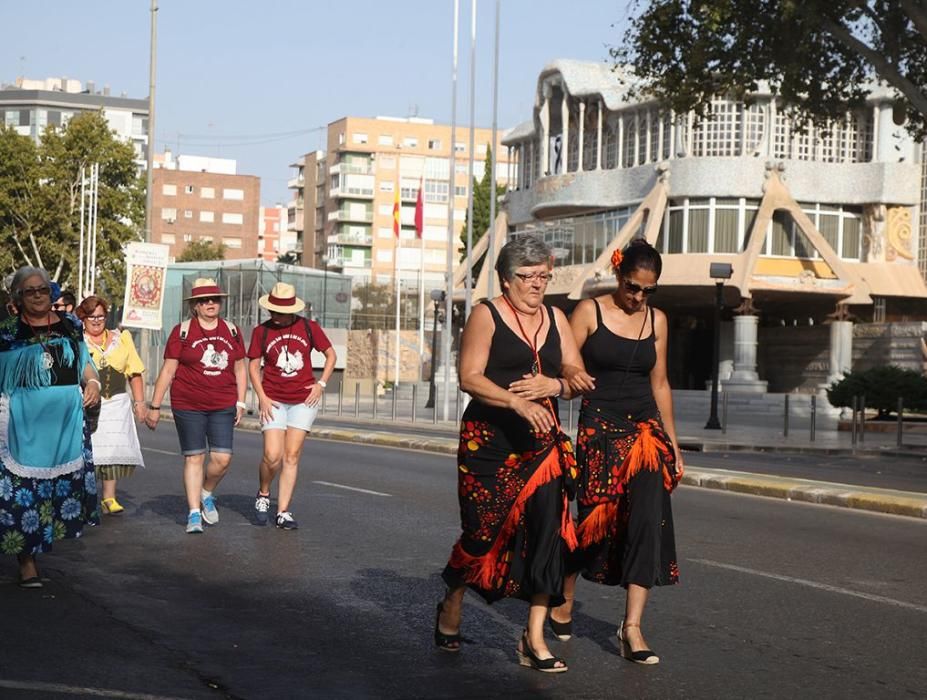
{"left": 425, "top": 289, "right": 446, "bottom": 409}
{"left": 705, "top": 262, "right": 733, "bottom": 430}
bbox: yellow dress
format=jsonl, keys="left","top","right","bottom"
{"left": 86, "top": 329, "right": 146, "bottom": 480}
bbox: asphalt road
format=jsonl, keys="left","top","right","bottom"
{"left": 2, "top": 427, "right": 926, "bottom": 699}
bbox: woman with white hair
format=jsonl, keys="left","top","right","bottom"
{"left": 0, "top": 266, "right": 101, "bottom": 588}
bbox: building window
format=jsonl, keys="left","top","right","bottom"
{"left": 455, "top": 142, "right": 465, "bottom": 153}
{"left": 353, "top": 132, "right": 368, "bottom": 144}
{"left": 201, "top": 187, "right": 214, "bottom": 199}
{"left": 162, "top": 184, "right": 177, "bottom": 196}
{"left": 222, "top": 237, "right": 242, "bottom": 249}
{"left": 183, "top": 234, "right": 193, "bottom": 242}
{"left": 185, "top": 185, "right": 194, "bottom": 194}
{"left": 603, "top": 117, "right": 619, "bottom": 169}
{"left": 454, "top": 185, "right": 467, "bottom": 197}
{"left": 424, "top": 180, "right": 449, "bottom": 204}
{"left": 378, "top": 134, "right": 393, "bottom": 145}
{"left": 623, "top": 113, "right": 637, "bottom": 167}
{"left": 161, "top": 208, "right": 177, "bottom": 222}
{"left": 222, "top": 212, "right": 243, "bottom": 225}
{"left": 403, "top": 137, "right": 418, "bottom": 148}
{"left": 200, "top": 211, "right": 214, "bottom": 223}
{"left": 714, "top": 199, "right": 740, "bottom": 253}
{"left": 47, "top": 110, "right": 62, "bottom": 128}
{"left": 223, "top": 188, "right": 244, "bottom": 200}
{"left": 428, "top": 139, "right": 441, "bottom": 150}
{"left": 161, "top": 234, "right": 175, "bottom": 244}
{"left": 687, "top": 200, "right": 709, "bottom": 252}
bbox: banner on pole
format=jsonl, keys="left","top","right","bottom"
{"left": 121, "top": 242, "right": 170, "bottom": 330}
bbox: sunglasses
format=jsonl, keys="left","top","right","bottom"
{"left": 22, "top": 286, "right": 51, "bottom": 297}
{"left": 513, "top": 272, "right": 553, "bottom": 283}
{"left": 51, "top": 303, "right": 67, "bottom": 310}
{"left": 196, "top": 296, "right": 222, "bottom": 305}
{"left": 623, "top": 280, "right": 658, "bottom": 296}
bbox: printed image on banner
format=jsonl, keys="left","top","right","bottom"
{"left": 122, "top": 242, "right": 170, "bottom": 330}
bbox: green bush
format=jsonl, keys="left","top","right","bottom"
{"left": 827, "top": 366, "right": 927, "bottom": 417}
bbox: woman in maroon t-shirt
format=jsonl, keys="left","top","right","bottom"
{"left": 145, "top": 278, "right": 247, "bottom": 534}
{"left": 247, "top": 282, "right": 336, "bottom": 530}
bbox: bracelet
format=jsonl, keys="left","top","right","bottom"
{"left": 148, "top": 404, "right": 161, "bottom": 410}
{"left": 86, "top": 378, "right": 101, "bottom": 389}
{"left": 318, "top": 380, "right": 327, "bottom": 389}
{"left": 236, "top": 401, "right": 247, "bottom": 409}
{"left": 552, "top": 378, "right": 564, "bottom": 398}
{"left": 133, "top": 400, "right": 145, "bottom": 405}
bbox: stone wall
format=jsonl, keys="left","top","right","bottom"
{"left": 757, "top": 325, "right": 830, "bottom": 392}
{"left": 852, "top": 322, "right": 927, "bottom": 372}
{"left": 344, "top": 330, "right": 434, "bottom": 391}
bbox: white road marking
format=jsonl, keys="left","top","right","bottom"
{"left": 141, "top": 447, "right": 179, "bottom": 456}
{"left": 0, "top": 680, "right": 188, "bottom": 699}
{"left": 312, "top": 480, "right": 391, "bottom": 497}
{"left": 689, "top": 558, "right": 927, "bottom": 614}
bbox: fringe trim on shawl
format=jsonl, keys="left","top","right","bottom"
{"left": 448, "top": 438, "right": 577, "bottom": 592}
{"left": 577, "top": 501, "right": 618, "bottom": 548}
{"left": 0, "top": 337, "right": 78, "bottom": 394}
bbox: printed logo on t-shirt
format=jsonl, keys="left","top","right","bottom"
{"left": 192, "top": 338, "right": 230, "bottom": 376}
{"left": 266, "top": 333, "right": 309, "bottom": 379}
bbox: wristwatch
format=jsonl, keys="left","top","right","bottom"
{"left": 318, "top": 380, "right": 327, "bottom": 389}
{"left": 236, "top": 401, "right": 247, "bottom": 409}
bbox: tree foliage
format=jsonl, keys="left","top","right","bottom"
{"left": 276, "top": 251, "right": 299, "bottom": 265}
{"left": 0, "top": 111, "right": 144, "bottom": 300}
{"left": 460, "top": 144, "right": 506, "bottom": 263}
{"left": 177, "top": 239, "right": 227, "bottom": 263}
{"left": 615, "top": 1, "right": 927, "bottom": 140}
{"left": 827, "top": 365, "right": 927, "bottom": 417}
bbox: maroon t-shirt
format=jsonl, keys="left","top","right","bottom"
{"left": 164, "top": 318, "right": 245, "bottom": 410}
{"left": 247, "top": 317, "right": 332, "bottom": 404}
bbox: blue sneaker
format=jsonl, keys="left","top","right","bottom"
{"left": 275, "top": 511, "right": 298, "bottom": 530}
{"left": 254, "top": 493, "right": 270, "bottom": 525}
{"left": 201, "top": 494, "right": 219, "bottom": 525}
{"left": 186, "top": 511, "right": 204, "bottom": 534}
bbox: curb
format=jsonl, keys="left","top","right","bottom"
{"left": 157, "top": 410, "right": 927, "bottom": 520}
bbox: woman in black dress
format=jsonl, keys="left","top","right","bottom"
{"left": 435, "top": 235, "right": 593, "bottom": 673}
{"left": 552, "top": 239, "right": 684, "bottom": 665}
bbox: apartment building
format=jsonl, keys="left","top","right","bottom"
{"left": 0, "top": 76, "right": 149, "bottom": 168}
{"left": 258, "top": 204, "right": 296, "bottom": 262}
{"left": 288, "top": 116, "right": 512, "bottom": 283}
{"left": 152, "top": 152, "right": 260, "bottom": 261}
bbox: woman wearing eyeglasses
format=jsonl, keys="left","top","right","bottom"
{"left": 435, "top": 235, "right": 594, "bottom": 673}
{"left": 145, "top": 279, "right": 246, "bottom": 534}
{"left": 75, "top": 295, "right": 147, "bottom": 515}
{"left": 550, "top": 238, "right": 683, "bottom": 665}
{"left": 0, "top": 267, "right": 101, "bottom": 588}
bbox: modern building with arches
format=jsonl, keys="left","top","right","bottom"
{"left": 482, "top": 59, "right": 927, "bottom": 393}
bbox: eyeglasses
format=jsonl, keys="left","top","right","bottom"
{"left": 623, "top": 280, "right": 658, "bottom": 296}
{"left": 51, "top": 304, "right": 67, "bottom": 311}
{"left": 196, "top": 297, "right": 222, "bottom": 305}
{"left": 513, "top": 272, "right": 553, "bottom": 284}
{"left": 22, "top": 286, "right": 51, "bottom": 297}
{"left": 86, "top": 315, "right": 106, "bottom": 322}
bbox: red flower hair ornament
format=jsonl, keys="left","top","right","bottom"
{"left": 610, "top": 247, "right": 624, "bottom": 270}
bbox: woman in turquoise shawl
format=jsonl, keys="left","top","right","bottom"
{"left": 0, "top": 267, "right": 101, "bottom": 588}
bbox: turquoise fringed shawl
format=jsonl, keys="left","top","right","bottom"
{"left": 0, "top": 336, "right": 81, "bottom": 393}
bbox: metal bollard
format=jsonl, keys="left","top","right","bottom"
{"left": 897, "top": 397, "right": 904, "bottom": 448}
{"left": 432, "top": 385, "right": 439, "bottom": 424}
{"left": 456, "top": 389, "right": 462, "bottom": 424}
{"left": 337, "top": 380, "right": 344, "bottom": 416}
{"left": 373, "top": 385, "right": 378, "bottom": 420}
{"left": 354, "top": 383, "right": 360, "bottom": 419}
{"left": 568, "top": 398, "right": 574, "bottom": 431}
{"left": 391, "top": 385, "right": 398, "bottom": 421}
{"left": 858, "top": 393, "right": 866, "bottom": 443}
{"left": 411, "top": 384, "right": 418, "bottom": 423}
{"left": 721, "top": 391, "right": 728, "bottom": 434}
{"left": 810, "top": 394, "right": 816, "bottom": 442}
{"left": 783, "top": 394, "right": 790, "bottom": 438}
{"left": 320, "top": 385, "right": 327, "bottom": 414}
{"left": 850, "top": 396, "right": 858, "bottom": 447}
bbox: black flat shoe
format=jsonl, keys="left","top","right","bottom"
{"left": 434, "top": 602, "right": 461, "bottom": 652}
{"left": 516, "top": 630, "right": 568, "bottom": 673}
{"left": 18, "top": 576, "right": 42, "bottom": 589}
{"left": 548, "top": 614, "right": 573, "bottom": 641}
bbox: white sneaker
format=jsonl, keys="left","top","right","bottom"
{"left": 201, "top": 494, "right": 219, "bottom": 525}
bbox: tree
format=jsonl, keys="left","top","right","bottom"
{"left": 177, "top": 239, "right": 227, "bottom": 262}
{"left": 276, "top": 251, "right": 299, "bottom": 265}
{"left": 616, "top": 1, "right": 927, "bottom": 140}
{"left": 827, "top": 365, "right": 927, "bottom": 417}
{"left": 459, "top": 144, "right": 506, "bottom": 262}
{"left": 0, "top": 111, "right": 144, "bottom": 298}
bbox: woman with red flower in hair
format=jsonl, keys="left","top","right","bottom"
{"left": 550, "top": 238, "right": 683, "bottom": 666}
{"left": 434, "top": 235, "right": 594, "bottom": 673}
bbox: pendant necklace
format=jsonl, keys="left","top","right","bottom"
{"left": 501, "top": 295, "right": 543, "bottom": 375}
{"left": 87, "top": 330, "right": 110, "bottom": 368}
{"left": 24, "top": 314, "right": 55, "bottom": 370}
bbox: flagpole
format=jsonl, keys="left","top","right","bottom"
{"left": 394, "top": 181, "right": 401, "bottom": 387}
{"left": 464, "top": 0, "right": 477, "bottom": 321}
{"left": 487, "top": 0, "right": 500, "bottom": 299}
{"left": 442, "top": 0, "right": 460, "bottom": 422}
{"left": 418, "top": 175, "right": 425, "bottom": 358}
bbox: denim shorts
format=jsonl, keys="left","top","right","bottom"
{"left": 262, "top": 401, "right": 319, "bottom": 433}
{"left": 172, "top": 406, "right": 236, "bottom": 456}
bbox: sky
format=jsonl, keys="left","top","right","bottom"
{"left": 1, "top": 1, "right": 630, "bottom": 204}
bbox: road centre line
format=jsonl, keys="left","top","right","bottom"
{"left": 689, "top": 558, "right": 927, "bottom": 614}
{"left": 0, "top": 680, "right": 189, "bottom": 700}
{"left": 312, "top": 480, "right": 392, "bottom": 497}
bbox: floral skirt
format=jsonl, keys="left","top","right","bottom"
{"left": 0, "top": 422, "right": 99, "bottom": 556}
{"left": 572, "top": 409, "right": 679, "bottom": 588}
{"left": 442, "top": 404, "right": 577, "bottom": 604}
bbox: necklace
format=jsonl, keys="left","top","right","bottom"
{"left": 501, "top": 295, "right": 543, "bottom": 376}
{"left": 86, "top": 329, "right": 110, "bottom": 367}
{"left": 23, "top": 313, "right": 55, "bottom": 370}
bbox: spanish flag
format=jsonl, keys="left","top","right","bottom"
{"left": 393, "top": 182, "right": 401, "bottom": 237}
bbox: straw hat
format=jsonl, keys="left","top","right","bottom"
{"left": 259, "top": 282, "right": 306, "bottom": 314}
{"left": 184, "top": 278, "right": 228, "bottom": 301}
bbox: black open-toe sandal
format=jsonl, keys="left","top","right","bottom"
{"left": 516, "top": 630, "right": 568, "bottom": 673}
{"left": 548, "top": 613, "right": 573, "bottom": 641}
{"left": 434, "top": 602, "right": 461, "bottom": 652}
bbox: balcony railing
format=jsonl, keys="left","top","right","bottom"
{"left": 287, "top": 176, "right": 304, "bottom": 189}
{"left": 328, "top": 232, "right": 373, "bottom": 246}
{"left": 327, "top": 209, "right": 373, "bottom": 223}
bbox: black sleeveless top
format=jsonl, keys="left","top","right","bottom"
{"left": 581, "top": 300, "right": 657, "bottom": 422}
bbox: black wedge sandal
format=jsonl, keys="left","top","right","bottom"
{"left": 434, "top": 602, "right": 461, "bottom": 652}
{"left": 516, "top": 630, "right": 568, "bottom": 673}
{"left": 548, "top": 613, "right": 573, "bottom": 641}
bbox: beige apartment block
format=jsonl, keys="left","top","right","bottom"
{"left": 152, "top": 152, "right": 260, "bottom": 261}
{"left": 288, "top": 116, "right": 512, "bottom": 284}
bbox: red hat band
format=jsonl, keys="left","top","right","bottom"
{"left": 268, "top": 293, "right": 297, "bottom": 307}
{"left": 192, "top": 285, "right": 223, "bottom": 297}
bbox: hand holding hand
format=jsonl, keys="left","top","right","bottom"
{"left": 509, "top": 373, "right": 559, "bottom": 401}
{"left": 235, "top": 405, "right": 245, "bottom": 427}
{"left": 562, "top": 365, "right": 596, "bottom": 394}
{"left": 133, "top": 402, "right": 148, "bottom": 423}
{"left": 144, "top": 409, "right": 160, "bottom": 431}
{"left": 82, "top": 380, "right": 101, "bottom": 408}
